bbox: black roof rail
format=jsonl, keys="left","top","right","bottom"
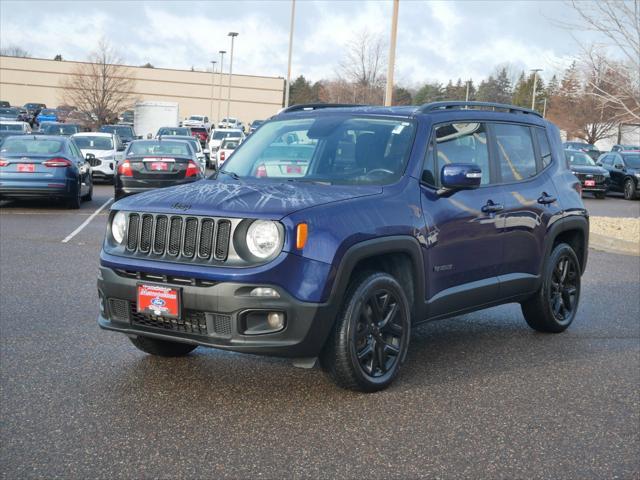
{"left": 279, "top": 103, "right": 366, "bottom": 114}
{"left": 417, "top": 101, "right": 542, "bottom": 118}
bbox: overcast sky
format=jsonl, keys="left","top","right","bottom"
{"left": 1, "top": 0, "right": 606, "bottom": 86}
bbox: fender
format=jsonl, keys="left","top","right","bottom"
{"left": 324, "top": 235, "right": 426, "bottom": 320}
{"left": 543, "top": 212, "right": 589, "bottom": 275}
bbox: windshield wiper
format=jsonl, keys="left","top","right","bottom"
{"left": 286, "top": 178, "right": 332, "bottom": 185}
{"left": 214, "top": 169, "right": 240, "bottom": 180}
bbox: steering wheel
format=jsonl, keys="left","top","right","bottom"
{"left": 366, "top": 168, "right": 394, "bottom": 176}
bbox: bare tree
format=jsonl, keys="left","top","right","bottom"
{"left": 567, "top": 0, "right": 640, "bottom": 121}
{"left": 61, "top": 39, "right": 136, "bottom": 126}
{"left": 0, "top": 45, "right": 30, "bottom": 57}
{"left": 339, "top": 29, "right": 387, "bottom": 104}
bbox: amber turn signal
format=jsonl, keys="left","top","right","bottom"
{"left": 296, "top": 223, "right": 308, "bottom": 249}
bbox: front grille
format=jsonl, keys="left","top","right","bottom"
{"left": 125, "top": 213, "right": 232, "bottom": 263}
{"left": 130, "top": 302, "right": 208, "bottom": 335}
{"left": 576, "top": 173, "right": 605, "bottom": 183}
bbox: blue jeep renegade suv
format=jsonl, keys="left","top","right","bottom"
{"left": 98, "top": 102, "right": 589, "bottom": 392}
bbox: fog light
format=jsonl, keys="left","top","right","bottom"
{"left": 98, "top": 293, "right": 106, "bottom": 316}
{"left": 267, "top": 312, "right": 285, "bottom": 330}
{"left": 249, "top": 287, "right": 280, "bottom": 298}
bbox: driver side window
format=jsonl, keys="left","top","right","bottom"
{"left": 434, "top": 122, "right": 491, "bottom": 185}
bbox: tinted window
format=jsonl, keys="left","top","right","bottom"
{"left": 0, "top": 124, "right": 23, "bottom": 131}
{"left": 434, "top": 122, "right": 490, "bottom": 185}
{"left": 622, "top": 153, "right": 640, "bottom": 168}
{"left": 535, "top": 128, "right": 552, "bottom": 168}
{"left": 157, "top": 127, "right": 190, "bottom": 136}
{"left": 1, "top": 138, "right": 64, "bottom": 154}
{"left": 565, "top": 151, "right": 595, "bottom": 166}
{"left": 601, "top": 155, "right": 612, "bottom": 166}
{"left": 494, "top": 123, "right": 537, "bottom": 182}
{"left": 421, "top": 141, "right": 437, "bottom": 186}
{"left": 127, "top": 141, "right": 191, "bottom": 157}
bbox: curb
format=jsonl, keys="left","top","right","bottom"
{"left": 589, "top": 232, "right": 640, "bottom": 256}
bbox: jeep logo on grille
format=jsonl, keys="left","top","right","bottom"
{"left": 171, "top": 202, "right": 191, "bottom": 211}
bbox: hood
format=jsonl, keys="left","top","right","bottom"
{"left": 80, "top": 148, "right": 114, "bottom": 158}
{"left": 571, "top": 165, "right": 608, "bottom": 175}
{"left": 112, "top": 178, "right": 382, "bottom": 218}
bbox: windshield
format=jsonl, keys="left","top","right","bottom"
{"left": 191, "top": 127, "right": 207, "bottom": 133}
{"left": 188, "top": 116, "right": 203, "bottom": 121}
{"left": 101, "top": 125, "right": 133, "bottom": 138}
{"left": 0, "top": 124, "right": 23, "bottom": 131}
{"left": 127, "top": 141, "right": 192, "bottom": 157}
{"left": 158, "top": 127, "right": 190, "bottom": 136}
{"left": 565, "top": 151, "right": 595, "bottom": 166}
{"left": 1, "top": 138, "right": 64, "bottom": 155}
{"left": 213, "top": 130, "right": 240, "bottom": 140}
{"left": 0, "top": 108, "right": 18, "bottom": 115}
{"left": 221, "top": 118, "right": 236, "bottom": 123}
{"left": 41, "top": 124, "right": 79, "bottom": 135}
{"left": 622, "top": 153, "right": 640, "bottom": 168}
{"left": 223, "top": 116, "right": 415, "bottom": 185}
{"left": 74, "top": 136, "right": 113, "bottom": 150}
{"left": 40, "top": 109, "right": 57, "bottom": 116}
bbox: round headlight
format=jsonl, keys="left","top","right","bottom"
{"left": 112, "top": 211, "right": 127, "bottom": 244}
{"left": 246, "top": 220, "right": 281, "bottom": 259}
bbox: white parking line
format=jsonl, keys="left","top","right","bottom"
{"left": 61, "top": 198, "right": 113, "bottom": 243}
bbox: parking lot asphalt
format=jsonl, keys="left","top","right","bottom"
{"left": 1, "top": 185, "right": 639, "bottom": 479}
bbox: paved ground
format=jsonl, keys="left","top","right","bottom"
{"left": 1, "top": 185, "right": 639, "bottom": 479}
{"left": 583, "top": 192, "right": 640, "bottom": 218}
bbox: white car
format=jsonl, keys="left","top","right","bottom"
{"left": 217, "top": 117, "right": 244, "bottom": 131}
{"left": 0, "top": 121, "right": 32, "bottom": 134}
{"left": 208, "top": 128, "right": 244, "bottom": 166}
{"left": 166, "top": 135, "right": 207, "bottom": 172}
{"left": 72, "top": 132, "right": 126, "bottom": 182}
{"left": 216, "top": 138, "right": 240, "bottom": 169}
{"left": 182, "top": 115, "right": 211, "bottom": 131}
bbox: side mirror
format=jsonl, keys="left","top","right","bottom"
{"left": 85, "top": 153, "right": 96, "bottom": 161}
{"left": 136, "top": 135, "right": 143, "bottom": 140}
{"left": 117, "top": 145, "right": 126, "bottom": 151}
{"left": 441, "top": 163, "right": 482, "bottom": 191}
{"left": 615, "top": 164, "right": 624, "bottom": 170}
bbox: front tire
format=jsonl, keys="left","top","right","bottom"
{"left": 129, "top": 336, "right": 197, "bottom": 357}
{"left": 321, "top": 272, "right": 411, "bottom": 392}
{"left": 624, "top": 178, "right": 637, "bottom": 200}
{"left": 521, "top": 243, "right": 581, "bottom": 333}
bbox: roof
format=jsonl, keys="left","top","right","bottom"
{"left": 73, "top": 132, "right": 114, "bottom": 137}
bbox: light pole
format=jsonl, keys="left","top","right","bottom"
{"left": 210, "top": 60, "right": 217, "bottom": 124}
{"left": 226, "top": 32, "right": 238, "bottom": 123}
{"left": 465, "top": 80, "right": 471, "bottom": 102}
{"left": 217, "top": 50, "right": 226, "bottom": 126}
{"left": 384, "top": 0, "right": 399, "bottom": 106}
{"left": 284, "top": 0, "right": 296, "bottom": 108}
{"left": 531, "top": 68, "right": 542, "bottom": 110}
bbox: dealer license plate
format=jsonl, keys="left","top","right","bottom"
{"left": 17, "top": 164, "right": 35, "bottom": 173}
{"left": 584, "top": 180, "right": 596, "bottom": 187}
{"left": 137, "top": 284, "right": 181, "bottom": 318}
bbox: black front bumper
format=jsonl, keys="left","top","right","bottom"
{"left": 97, "top": 266, "right": 337, "bottom": 358}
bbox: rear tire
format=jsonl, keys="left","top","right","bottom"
{"left": 320, "top": 272, "right": 411, "bottom": 392}
{"left": 521, "top": 243, "right": 581, "bottom": 333}
{"left": 67, "top": 181, "right": 81, "bottom": 209}
{"left": 129, "top": 336, "right": 197, "bottom": 357}
{"left": 623, "top": 179, "right": 637, "bottom": 200}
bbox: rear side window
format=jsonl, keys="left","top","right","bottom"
{"left": 434, "top": 122, "right": 491, "bottom": 185}
{"left": 534, "top": 128, "right": 552, "bottom": 168}
{"left": 494, "top": 124, "right": 537, "bottom": 182}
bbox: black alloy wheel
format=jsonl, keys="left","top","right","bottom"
{"left": 354, "top": 289, "right": 404, "bottom": 378}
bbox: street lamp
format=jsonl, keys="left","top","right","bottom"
{"left": 210, "top": 60, "right": 217, "bottom": 124}
{"left": 531, "top": 68, "right": 543, "bottom": 110}
{"left": 284, "top": 0, "right": 296, "bottom": 108}
{"left": 217, "top": 50, "right": 226, "bottom": 125}
{"left": 226, "top": 32, "right": 239, "bottom": 123}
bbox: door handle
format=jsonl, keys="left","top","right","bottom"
{"left": 481, "top": 200, "right": 504, "bottom": 213}
{"left": 537, "top": 192, "right": 557, "bottom": 205}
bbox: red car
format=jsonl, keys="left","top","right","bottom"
{"left": 190, "top": 126, "right": 208, "bottom": 146}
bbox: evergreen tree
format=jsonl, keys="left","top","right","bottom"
{"left": 495, "top": 68, "right": 513, "bottom": 104}
{"left": 413, "top": 82, "right": 445, "bottom": 105}
{"left": 393, "top": 86, "right": 413, "bottom": 105}
{"left": 476, "top": 76, "right": 500, "bottom": 102}
{"left": 289, "top": 75, "right": 315, "bottom": 105}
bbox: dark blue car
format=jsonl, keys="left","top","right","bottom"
{"left": 97, "top": 102, "right": 589, "bottom": 391}
{"left": 36, "top": 108, "right": 60, "bottom": 125}
{"left": 0, "top": 135, "right": 93, "bottom": 208}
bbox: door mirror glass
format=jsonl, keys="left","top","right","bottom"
{"left": 615, "top": 163, "right": 624, "bottom": 170}
{"left": 85, "top": 153, "right": 95, "bottom": 160}
{"left": 441, "top": 163, "right": 482, "bottom": 190}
